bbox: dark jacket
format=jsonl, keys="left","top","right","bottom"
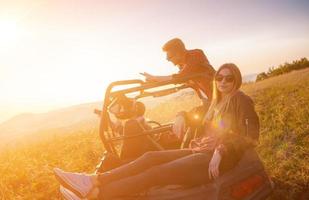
{"left": 218, "top": 91, "right": 260, "bottom": 162}
{"left": 190, "top": 91, "right": 259, "bottom": 165}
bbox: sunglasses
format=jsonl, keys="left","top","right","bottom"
{"left": 215, "top": 75, "right": 235, "bottom": 83}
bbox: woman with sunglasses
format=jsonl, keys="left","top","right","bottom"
{"left": 54, "top": 63, "right": 259, "bottom": 200}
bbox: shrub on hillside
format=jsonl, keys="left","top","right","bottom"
{"left": 256, "top": 57, "right": 309, "bottom": 81}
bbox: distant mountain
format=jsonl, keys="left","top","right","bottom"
{"left": 243, "top": 73, "right": 258, "bottom": 83}
{"left": 0, "top": 96, "right": 162, "bottom": 145}
{"left": 0, "top": 102, "right": 102, "bottom": 143}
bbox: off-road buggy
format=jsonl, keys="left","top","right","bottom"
{"left": 94, "top": 73, "right": 273, "bottom": 200}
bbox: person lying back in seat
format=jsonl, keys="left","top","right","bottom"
{"left": 54, "top": 63, "right": 260, "bottom": 200}
{"left": 95, "top": 97, "right": 158, "bottom": 172}
{"left": 119, "top": 101, "right": 158, "bottom": 161}
{"left": 108, "top": 96, "right": 158, "bottom": 158}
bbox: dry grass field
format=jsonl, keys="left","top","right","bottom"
{"left": 0, "top": 69, "right": 308, "bottom": 199}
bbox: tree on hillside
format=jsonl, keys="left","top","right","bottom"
{"left": 256, "top": 72, "right": 268, "bottom": 82}
{"left": 256, "top": 57, "right": 309, "bottom": 82}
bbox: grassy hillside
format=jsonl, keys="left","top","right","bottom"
{"left": 0, "top": 69, "right": 308, "bottom": 199}
{"left": 0, "top": 128, "right": 103, "bottom": 199}
{"left": 242, "top": 69, "right": 309, "bottom": 199}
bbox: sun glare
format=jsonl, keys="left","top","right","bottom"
{"left": 0, "top": 19, "right": 21, "bottom": 47}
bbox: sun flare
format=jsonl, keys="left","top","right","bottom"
{"left": 0, "top": 19, "right": 21, "bottom": 47}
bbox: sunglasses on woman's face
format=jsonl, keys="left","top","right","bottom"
{"left": 215, "top": 75, "right": 235, "bottom": 83}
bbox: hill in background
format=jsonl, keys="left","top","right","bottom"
{"left": 243, "top": 73, "right": 258, "bottom": 82}
{"left": 0, "top": 102, "right": 102, "bottom": 145}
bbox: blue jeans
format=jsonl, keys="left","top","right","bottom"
{"left": 97, "top": 149, "right": 235, "bottom": 199}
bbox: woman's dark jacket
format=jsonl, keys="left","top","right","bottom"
{"left": 218, "top": 91, "right": 260, "bottom": 163}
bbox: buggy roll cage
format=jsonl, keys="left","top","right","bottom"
{"left": 95, "top": 73, "right": 274, "bottom": 200}
{"left": 98, "top": 73, "right": 207, "bottom": 154}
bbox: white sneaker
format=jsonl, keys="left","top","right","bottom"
{"left": 60, "top": 186, "right": 86, "bottom": 200}
{"left": 54, "top": 168, "right": 93, "bottom": 198}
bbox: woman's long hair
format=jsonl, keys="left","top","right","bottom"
{"left": 204, "top": 63, "right": 242, "bottom": 123}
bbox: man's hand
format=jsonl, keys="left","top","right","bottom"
{"left": 140, "top": 72, "right": 172, "bottom": 82}
{"left": 140, "top": 72, "right": 157, "bottom": 82}
{"left": 208, "top": 149, "right": 222, "bottom": 180}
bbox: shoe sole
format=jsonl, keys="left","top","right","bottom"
{"left": 54, "top": 168, "right": 84, "bottom": 198}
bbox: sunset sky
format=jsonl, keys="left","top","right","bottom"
{"left": 0, "top": 0, "right": 309, "bottom": 123}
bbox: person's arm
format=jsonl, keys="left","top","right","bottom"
{"left": 140, "top": 72, "right": 172, "bottom": 82}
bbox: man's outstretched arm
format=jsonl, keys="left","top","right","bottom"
{"left": 140, "top": 72, "right": 172, "bottom": 82}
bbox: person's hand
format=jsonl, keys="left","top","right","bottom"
{"left": 208, "top": 149, "right": 222, "bottom": 180}
{"left": 194, "top": 138, "right": 216, "bottom": 152}
{"left": 140, "top": 72, "right": 157, "bottom": 82}
{"left": 200, "top": 136, "right": 217, "bottom": 150}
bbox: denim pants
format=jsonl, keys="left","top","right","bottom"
{"left": 97, "top": 149, "right": 234, "bottom": 199}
